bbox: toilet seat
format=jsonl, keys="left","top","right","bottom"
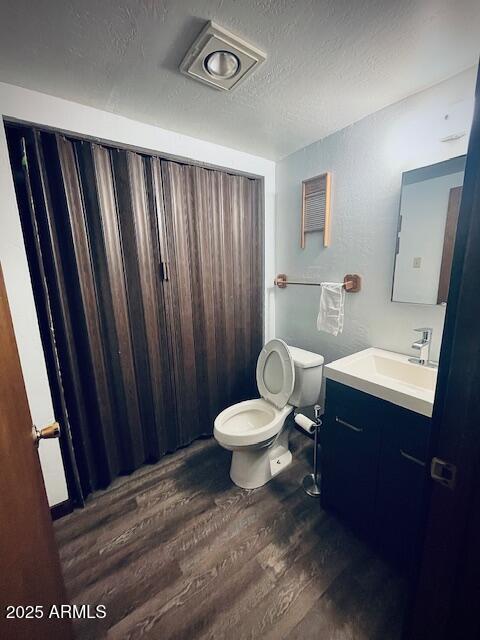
{"left": 256, "top": 339, "right": 295, "bottom": 409}
{"left": 213, "top": 398, "right": 293, "bottom": 448}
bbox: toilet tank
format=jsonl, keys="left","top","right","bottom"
{"left": 288, "top": 346, "right": 324, "bottom": 407}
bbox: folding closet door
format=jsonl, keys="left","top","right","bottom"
{"left": 9, "top": 128, "right": 175, "bottom": 496}
{"left": 7, "top": 124, "right": 264, "bottom": 499}
{"left": 59, "top": 138, "right": 176, "bottom": 491}
{"left": 158, "top": 160, "right": 264, "bottom": 440}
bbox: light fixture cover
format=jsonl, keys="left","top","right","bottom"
{"left": 180, "top": 21, "right": 266, "bottom": 91}
{"left": 204, "top": 51, "right": 240, "bottom": 79}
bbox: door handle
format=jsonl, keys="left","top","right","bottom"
{"left": 161, "top": 260, "right": 169, "bottom": 282}
{"left": 335, "top": 416, "right": 363, "bottom": 432}
{"left": 32, "top": 421, "right": 60, "bottom": 448}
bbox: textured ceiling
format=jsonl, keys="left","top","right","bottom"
{"left": 0, "top": 0, "right": 479, "bottom": 160}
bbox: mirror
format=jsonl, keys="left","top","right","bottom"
{"left": 392, "top": 155, "right": 466, "bottom": 305}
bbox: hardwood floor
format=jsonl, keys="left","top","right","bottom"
{"left": 54, "top": 429, "right": 407, "bottom": 640}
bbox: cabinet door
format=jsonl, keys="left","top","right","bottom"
{"left": 321, "top": 381, "right": 382, "bottom": 539}
{"left": 376, "top": 405, "right": 430, "bottom": 568}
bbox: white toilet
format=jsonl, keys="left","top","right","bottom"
{"left": 214, "top": 339, "right": 324, "bottom": 489}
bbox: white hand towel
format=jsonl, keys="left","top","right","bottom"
{"left": 317, "top": 283, "right": 345, "bottom": 336}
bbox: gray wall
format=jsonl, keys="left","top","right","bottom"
{"left": 275, "top": 67, "right": 476, "bottom": 371}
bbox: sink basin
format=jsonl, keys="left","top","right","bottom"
{"left": 324, "top": 348, "right": 437, "bottom": 417}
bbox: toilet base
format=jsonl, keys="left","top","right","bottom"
{"left": 229, "top": 430, "right": 292, "bottom": 489}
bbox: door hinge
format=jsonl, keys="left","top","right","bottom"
{"left": 430, "top": 456, "right": 457, "bottom": 490}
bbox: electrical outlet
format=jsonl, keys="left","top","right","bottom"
{"left": 413, "top": 257, "right": 422, "bottom": 269}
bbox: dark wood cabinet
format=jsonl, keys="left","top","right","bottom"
{"left": 322, "top": 382, "right": 382, "bottom": 538}
{"left": 322, "top": 380, "right": 430, "bottom": 568}
{"left": 376, "top": 404, "right": 430, "bottom": 566}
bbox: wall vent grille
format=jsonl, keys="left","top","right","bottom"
{"left": 301, "top": 172, "right": 331, "bottom": 247}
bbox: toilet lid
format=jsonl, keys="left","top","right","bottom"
{"left": 256, "top": 339, "right": 295, "bottom": 409}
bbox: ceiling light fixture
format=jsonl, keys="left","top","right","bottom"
{"left": 204, "top": 50, "right": 240, "bottom": 79}
{"left": 180, "top": 21, "right": 266, "bottom": 91}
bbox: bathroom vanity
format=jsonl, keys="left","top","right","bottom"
{"left": 322, "top": 348, "right": 436, "bottom": 569}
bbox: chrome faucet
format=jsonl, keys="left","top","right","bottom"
{"left": 409, "top": 327, "right": 433, "bottom": 366}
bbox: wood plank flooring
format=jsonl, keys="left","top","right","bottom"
{"left": 54, "top": 429, "right": 407, "bottom": 640}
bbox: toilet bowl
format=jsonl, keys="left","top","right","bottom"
{"left": 214, "top": 339, "right": 324, "bottom": 489}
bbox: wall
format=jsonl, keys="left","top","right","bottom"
{"left": 275, "top": 67, "right": 476, "bottom": 388}
{"left": 0, "top": 82, "right": 276, "bottom": 506}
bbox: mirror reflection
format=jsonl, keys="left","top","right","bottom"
{"left": 392, "top": 155, "right": 466, "bottom": 305}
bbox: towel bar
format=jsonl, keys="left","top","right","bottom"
{"left": 274, "top": 273, "right": 361, "bottom": 292}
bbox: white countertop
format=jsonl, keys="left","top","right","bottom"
{"left": 324, "top": 347, "right": 437, "bottom": 417}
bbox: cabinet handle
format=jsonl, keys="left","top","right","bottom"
{"left": 400, "top": 449, "right": 426, "bottom": 467}
{"left": 335, "top": 416, "right": 363, "bottom": 432}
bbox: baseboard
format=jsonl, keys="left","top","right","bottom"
{"left": 50, "top": 499, "right": 73, "bottom": 521}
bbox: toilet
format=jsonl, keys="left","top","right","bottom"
{"left": 214, "top": 339, "right": 324, "bottom": 489}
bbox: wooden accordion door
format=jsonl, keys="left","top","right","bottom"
{"left": 6, "top": 124, "right": 264, "bottom": 497}
{"left": 158, "top": 159, "right": 264, "bottom": 440}
{"left": 7, "top": 128, "right": 176, "bottom": 496}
